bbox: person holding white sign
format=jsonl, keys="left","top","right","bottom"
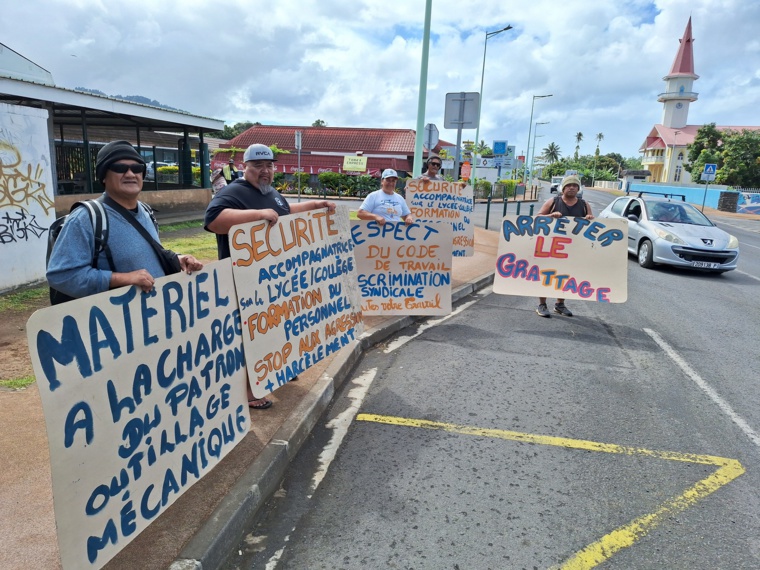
{"left": 205, "top": 143, "right": 336, "bottom": 259}
{"left": 47, "top": 140, "right": 203, "bottom": 301}
{"left": 204, "top": 143, "right": 337, "bottom": 409}
{"left": 534, "top": 174, "right": 594, "bottom": 318}
{"left": 418, "top": 155, "right": 444, "bottom": 181}
{"left": 357, "top": 168, "right": 415, "bottom": 226}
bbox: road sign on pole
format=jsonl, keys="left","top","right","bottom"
{"left": 493, "top": 140, "right": 507, "bottom": 155}
{"left": 424, "top": 123, "right": 439, "bottom": 151}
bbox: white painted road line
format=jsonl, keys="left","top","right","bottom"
{"left": 645, "top": 328, "right": 760, "bottom": 448}
{"left": 736, "top": 269, "right": 760, "bottom": 282}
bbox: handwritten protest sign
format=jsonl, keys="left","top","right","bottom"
{"left": 26, "top": 261, "right": 249, "bottom": 570}
{"left": 351, "top": 220, "right": 453, "bottom": 315}
{"left": 228, "top": 207, "right": 363, "bottom": 399}
{"left": 405, "top": 179, "right": 474, "bottom": 257}
{"left": 493, "top": 215, "right": 628, "bottom": 302}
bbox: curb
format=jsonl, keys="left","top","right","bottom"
{"left": 170, "top": 272, "right": 495, "bottom": 570}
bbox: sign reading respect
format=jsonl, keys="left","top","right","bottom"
{"left": 26, "top": 261, "right": 250, "bottom": 570}
{"left": 493, "top": 215, "right": 628, "bottom": 302}
{"left": 405, "top": 179, "right": 474, "bottom": 257}
{"left": 228, "top": 208, "right": 363, "bottom": 399}
{"left": 351, "top": 220, "right": 453, "bottom": 315}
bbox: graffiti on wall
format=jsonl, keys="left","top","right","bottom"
{"left": 0, "top": 103, "right": 57, "bottom": 290}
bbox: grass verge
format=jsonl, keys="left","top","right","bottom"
{"left": 0, "top": 287, "right": 48, "bottom": 312}
{"left": 0, "top": 376, "right": 36, "bottom": 390}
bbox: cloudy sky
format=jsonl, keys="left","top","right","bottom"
{"left": 2, "top": 0, "right": 758, "bottom": 159}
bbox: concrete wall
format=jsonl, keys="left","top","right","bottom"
{"left": 0, "top": 102, "right": 56, "bottom": 292}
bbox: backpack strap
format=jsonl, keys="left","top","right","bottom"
{"left": 70, "top": 198, "right": 116, "bottom": 271}
{"left": 138, "top": 201, "right": 160, "bottom": 234}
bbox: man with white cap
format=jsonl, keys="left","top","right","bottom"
{"left": 534, "top": 174, "right": 593, "bottom": 318}
{"left": 357, "top": 168, "right": 415, "bottom": 226}
{"left": 205, "top": 143, "right": 336, "bottom": 259}
{"left": 204, "top": 143, "right": 336, "bottom": 409}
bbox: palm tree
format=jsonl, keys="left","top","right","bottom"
{"left": 592, "top": 132, "right": 604, "bottom": 186}
{"left": 542, "top": 142, "right": 561, "bottom": 163}
{"left": 574, "top": 132, "right": 583, "bottom": 159}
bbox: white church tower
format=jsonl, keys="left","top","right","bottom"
{"left": 659, "top": 17, "right": 698, "bottom": 128}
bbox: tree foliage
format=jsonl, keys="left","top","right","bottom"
{"left": 685, "top": 124, "right": 760, "bottom": 186}
{"left": 542, "top": 142, "right": 561, "bottom": 163}
{"left": 312, "top": 119, "right": 327, "bottom": 127}
{"left": 207, "top": 121, "right": 258, "bottom": 140}
{"left": 574, "top": 132, "right": 583, "bottom": 160}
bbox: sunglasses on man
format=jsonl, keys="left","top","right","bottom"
{"left": 108, "top": 163, "right": 146, "bottom": 175}
{"left": 429, "top": 162, "right": 442, "bottom": 167}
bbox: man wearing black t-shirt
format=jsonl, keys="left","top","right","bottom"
{"left": 204, "top": 143, "right": 336, "bottom": 408}
{"left": 534, "top": 175, "right": 593, "bottom": 318}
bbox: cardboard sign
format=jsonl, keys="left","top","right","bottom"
{"left": 351, "top": 220, "right": 453, "bottom": 315}
{"left": 405, "top": 179, "right": 474, "bottom": 257}
{"left": 228, "top": 208, "right": 363, "bottom": 399}
{"left": 493, "top": 215, "right": 628, "bottom": 302}
{"left": 26, "top": 261, "right": 250, "bottom": 570}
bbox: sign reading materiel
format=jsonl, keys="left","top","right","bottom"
{"left": 405, "top": 179, "right": 474, "bottom": 257}
{"left": 493, "top": 215, "right": 628, "bottom": 302}
{"left": 351, "top": 220, "right": 453, "bottom": 315}
{"left": 342, "top": 155, "right": 367, "bottom": 172}
{"left": 26, "top": 262, "right": 250, "bottom": 570}
{"left": 228, "top": 208, "right": 363, "bottom": 398}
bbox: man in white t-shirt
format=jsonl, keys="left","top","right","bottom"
{"left": 357, "top": 168, "right": 415, "bottom": 226}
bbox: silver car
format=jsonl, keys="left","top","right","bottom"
{"left": 598, "top": 193, "right": 739, "bottom": 273}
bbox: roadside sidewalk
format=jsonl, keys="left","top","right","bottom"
{"left": 0, "top": 226, "right": 499, "bottom": 570}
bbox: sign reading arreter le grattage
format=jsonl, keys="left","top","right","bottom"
{"left": 405, "top": 179, "right": 474, "bottom": 257}
{"left": 229, "top": 208, "right": 363, "bottom": 399}
{"left": 351, "top": 220, "right": 453, "bottom": 315}
{"left": 26, "top": 261, "right": 250, "bottom": 570}
{"left": 494, "top": 215, "right": 629, "bottom": 302}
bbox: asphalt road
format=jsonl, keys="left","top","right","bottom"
{"left": 224, "top": 189, "right": 760, "bottom": 569}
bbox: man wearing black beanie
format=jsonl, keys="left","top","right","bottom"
{"left": 47, "top": 140, "right": 203, "bottom": 299}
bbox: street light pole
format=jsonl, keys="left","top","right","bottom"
{"left": 471, "top": 24, "right": 512, "bottom": 187}
{"left": 524, "top": 94, "right": 552, "bottom": 184}
{"left": 529, "top": 121, "right": 549, "bottom": 190}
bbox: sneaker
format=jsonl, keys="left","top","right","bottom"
{"left": 554, "top": 303, "right": 573, "bottom": 317}
{"left": 536, "top": 303, "right": 551, "bottom": 318}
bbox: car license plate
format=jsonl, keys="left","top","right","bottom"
{"left": 692, "top": 261, "right": 719, "bottom": 269}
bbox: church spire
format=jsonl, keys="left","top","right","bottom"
{"left": 666, "top": 16, "right": 698, "bottom": 79}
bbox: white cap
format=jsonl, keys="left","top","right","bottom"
{"left": 243, "top": 144, "right": 276, "bottom": 162}
{"left": 381, "top": 168, "right": 398, "bottom": 179}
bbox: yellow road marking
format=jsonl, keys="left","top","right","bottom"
{"left": 356, "top": 413, "right": 745, "bottom": 569}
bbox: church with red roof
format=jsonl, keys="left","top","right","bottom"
{"left": 639, "top": 17, "right": 760, "bottom": 184}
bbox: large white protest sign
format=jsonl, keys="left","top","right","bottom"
{"left": 26, "top": 261, "right": 250, "bottom": 570}
{"left": 405, "top": 179, "right": 474, "bottom": 257}
{"left": 351, "top": 220, "right": 453, "bottom": 315}
{"left": 493, "top": 215, "right": 628, "bottom": 302}
{"left": 228, "top": 207, "right": 363, "bottom": 399}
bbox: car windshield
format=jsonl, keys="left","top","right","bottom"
{"left": 644, "top": 200, "right": 713, "bottom": 226}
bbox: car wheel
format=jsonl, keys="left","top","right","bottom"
{"left": 638, "top": 240, "right": 655, "bottom": 268}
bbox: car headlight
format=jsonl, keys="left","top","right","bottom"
{"left": 727, "top": 234, "right": 739, "bottom": 249}
{"left": 654, "top": 228, "right": 686, "bottom": 244}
